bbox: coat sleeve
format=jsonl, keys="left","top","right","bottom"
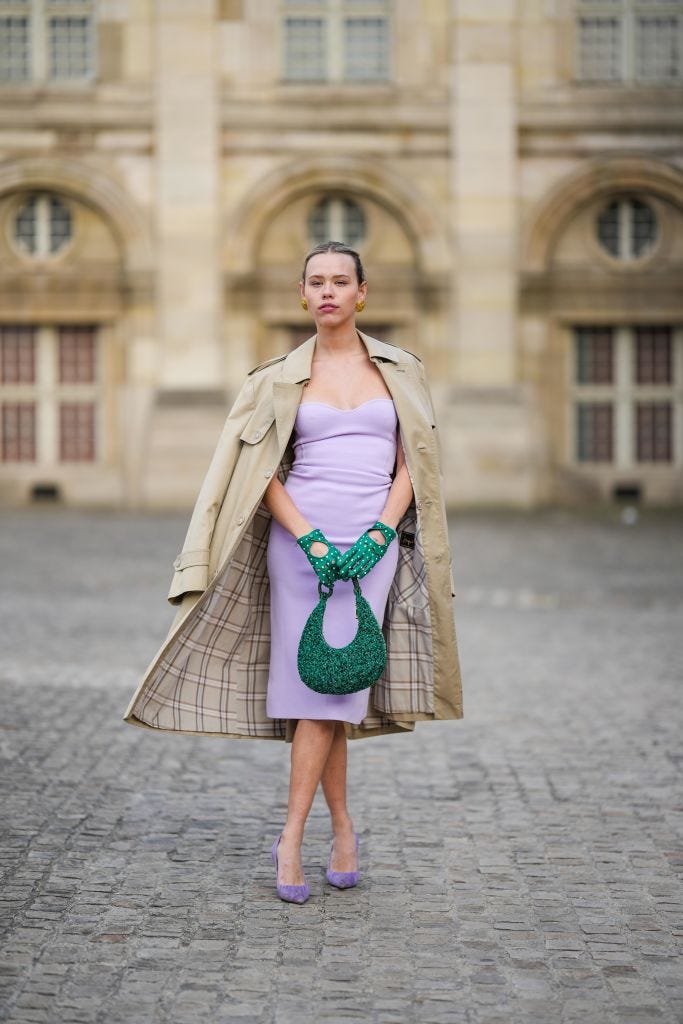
{"left": 167, "top": 375, "right": 256, "bottom": 605}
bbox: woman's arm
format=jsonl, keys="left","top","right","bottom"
{"left": 262, "top": 478, "right": 329, "bottom": 556}
{"left": 369, "top": 430, "right": 413, "bottom": 541}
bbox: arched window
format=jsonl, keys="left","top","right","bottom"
{"left": 596, "top": 197, "right": 658, "bottom": 261}
{"left": 12, "top": 193, "right": 73, "bottom": 258}
{"left": 308, "top": 195, "right": 366, "bottom": 247}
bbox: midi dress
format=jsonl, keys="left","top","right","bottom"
{"left": 266, "top": 397, "right": 400, "bottom": 724}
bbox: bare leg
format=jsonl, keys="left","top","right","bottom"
{"left": 320, "top": 721, "right": 358, "bottom": 872}
{"left": 277, "top": 719, "right": 336, "bottom": 886}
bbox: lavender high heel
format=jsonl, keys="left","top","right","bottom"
{"left": 271, "top": 834, "right": 310, "bottom": 904}
{"left": 326, "top": 831, "right": 360, "bottom": 889}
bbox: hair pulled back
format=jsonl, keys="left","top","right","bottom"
{"left": 301, "top": 240, "right": 366, "bottom": 286}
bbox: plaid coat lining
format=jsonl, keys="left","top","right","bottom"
{"left": 124, "top": 331, "right": 463, "bottom": 742}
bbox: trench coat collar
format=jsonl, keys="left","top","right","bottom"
{"left": 278, "top": 329, "right": 401, "bottom": 385}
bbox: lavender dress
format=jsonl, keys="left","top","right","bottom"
{"left": 266, "top": 398, "right": 400, "bottom": 724}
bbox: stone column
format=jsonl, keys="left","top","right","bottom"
{"left": 441, "top": 2, "right": 545, "bottom": 507}
{"left": 154, "top": 0, "right": 221, "bottom": 388}
{"left": 449, "top": 0, "right": 518, "bottom": 386}
{"left": 142, "top": 1, "right": 228, "bottom": 508}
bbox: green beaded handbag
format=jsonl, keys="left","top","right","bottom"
{"left": 297, "top": 576, "right": 387, "bottom": 695}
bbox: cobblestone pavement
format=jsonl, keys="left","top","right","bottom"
{"left": 0, "top": 504, "right": 681, "bottom": 1024}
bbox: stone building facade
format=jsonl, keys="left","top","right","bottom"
{"left": 0, "top": 0, "right": 682, "bottom": 508}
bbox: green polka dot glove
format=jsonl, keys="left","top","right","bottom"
{"left": 337, "top": 520, "right": 397, "bottom": 581}
{"left": 296, "top": 527, "right": 343, "bottom": 586}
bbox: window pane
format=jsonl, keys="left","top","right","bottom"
{"left": 631, "top": 199, "right": 657, "bottom": 257}
{"left": 576, "top": 402, "right": 613, "bottom": 461}
{"left": 58, "top": 325, "right": 96, "bottom": 383}
{"left": 49, "top": 196, "right": 73, "bottom": 253}
{"left": 48, "top": 15, "right": 93, "bottom": 79}
{"left": 344, "top": 17, "right": 389, "bottom": 80}
{"left": 636, "top": 401, "right": 672, "bottom": 461}
{"left": 14, "top": 194, "right": 73, "bottom": 257}
{"left": 636, "top": 15, "right": 681, "bottom": 82}
{"left": 342, "top": 196, "right": 366, "bottom": 244}
{"left": 1, "top": 402, "right": 36, "bottom": 461}
{"left": 578, "top": 16, "right": 622, "bottom": 81}
{"left": 597, "top": 200, "right": 620, "bottom": 256}
{"left": 635, "top": 326, "right": 672, "bottom": 384}
{"left": 0, "top": 16, "right": 30, "bottom": 81}
{"left": 59, "top": 401, "right": 95, "bottom": 460}
{"left": 283, "top": 17, "right": 326, "bottom": 79}
{"left": 0, "top": 325, "right": 36, "bottom": 383}
{"left": 597, "top": 198, "right": 657, "bottom": 260}
{"left": 308, "top": 195, "right": 366, "bottom": 246}
{"left": 575, "top": 327, "right": 614, "bottom": 384}
{"left": 14, "top": 194, "right": 38, "bottom": 254}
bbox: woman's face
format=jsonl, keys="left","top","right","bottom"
{"left": 300, "top": 252, "right": 367, "bottom": 328}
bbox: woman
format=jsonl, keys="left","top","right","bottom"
{"left": 264, "top": 241, "right": 414, "bottom": 903}
{"left": 122, "top": 239, "right": 464, "bottom": 906}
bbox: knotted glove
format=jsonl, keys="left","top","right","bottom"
{"left": 337, "top": 520, "right": 397, "bottom": 581}
{"left": 296, "top": 527, "right": 343, "bottom": 586}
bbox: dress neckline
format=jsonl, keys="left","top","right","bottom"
{"left": 298, "top": 398, "right": 394, "bottom": 413}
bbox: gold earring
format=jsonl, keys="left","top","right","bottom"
{"left": 355, "top": 300, "right": 365, "bottom": 312}
{"left": 300, "top": 298, "right": 308, "bottom": 310}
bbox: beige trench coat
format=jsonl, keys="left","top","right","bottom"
{"left": 123, "top": 330, "right": 463, "bottom": 742}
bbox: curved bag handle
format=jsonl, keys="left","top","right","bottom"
{"left": 298, "top": 575, "right": 386, "bottom": 695}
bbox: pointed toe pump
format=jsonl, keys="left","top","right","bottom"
{"left": 326, "top": 831, "right": 361, "bottom": 889}
{"left": 271, "top": 834, "right": 310, "bottom": 905}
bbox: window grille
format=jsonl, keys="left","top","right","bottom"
{"left": 0, "top": 0, "right": 95, "bottom": 82}
{"left": 0, "top": 323, "right": 100, "bottom": 463}
{"left": 570, "top": 324, "right": 680, "bottom": 466}
{"left": 0, "top": 325, "right": 36, "bottom": 384}
{"left": 59, "top": 400, "right": 95, "bottom": 460}
{"left": 576, "top": 326, "right": 614, "bottom": 383}
{"left": 635, "top": 325, "right": 672, "bottom": 384}
{"left": 343, "top": 16, "right": 389, "bottom": 79}
{"left": 13, "top": 193, "right": 73, "bottom": 258}
{"left": 308, "top": 195, "right": 366, "bottom": 246}
{"left": 635, "top": 401, "right": 672, "bottom": 460}
{"left": 1, "top": 401, "right": 36, "bottom": 460}
{"left": 48, "top": 13, "right": 92, "bottom": 79}
{"left": 282, "top": 0, "right": 390, "bottom": 82}
{"left": 576, "top": 401, "right": 614, "bottom": 460}
{"left": 596, "top": 198, "right": 658, "bottom": 260}
{"left": 0, "top": 15, "right": 30, "bottom": 81}
{"left": 576, "top": 0, "right": 682, "bottom": 83}
{"left": 58, "top": 325, "right": 96, "bottom": 383}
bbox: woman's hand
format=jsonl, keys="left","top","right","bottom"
{"left": 337, "top": 520, "right": 397, "bottom": 581}
{"left": 296, "top": 528, "right": 343, "bottom": 586}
